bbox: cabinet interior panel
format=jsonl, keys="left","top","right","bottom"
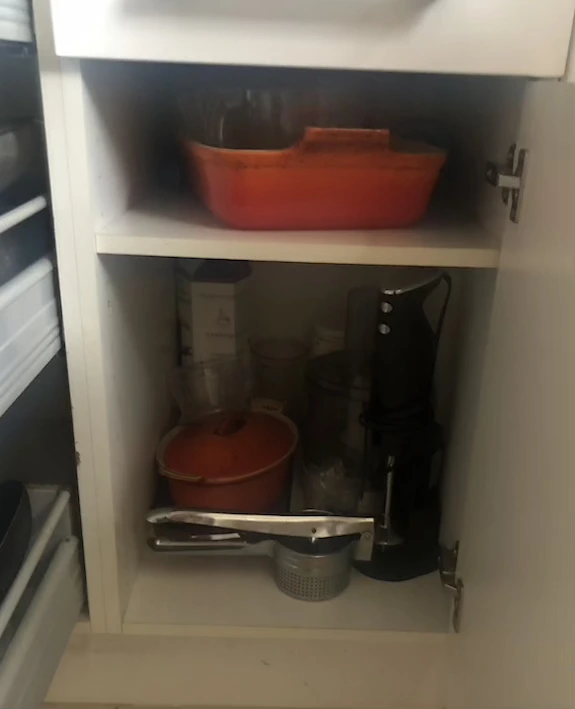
{"left": 97, "top": 255, "right": 177, "bottom": 618}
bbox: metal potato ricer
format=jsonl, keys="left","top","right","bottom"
{"left": 147, "top": 508, "right": 375, "bottom": 601}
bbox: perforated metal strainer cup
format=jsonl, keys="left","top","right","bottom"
{"left": 273, "top": 534, "right": 357, "bottom": 601}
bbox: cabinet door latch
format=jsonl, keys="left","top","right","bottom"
{"left": 439, "top": 542, "right": 464, "bottom": 633}
{"left": 485, "top": 143, "right": 527, "bottom": 224}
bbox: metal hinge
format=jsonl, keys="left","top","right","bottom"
{"left": 485, "top": 143, "right": 527, "bottom": 224}
{"left": 439, "top": 542, "right": 464, "bottom": 633}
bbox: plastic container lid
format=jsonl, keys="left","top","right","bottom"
{"left": 161, "top": 410, "right": 297, "bottom": 484}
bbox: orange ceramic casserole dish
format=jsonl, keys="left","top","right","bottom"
{"left": 185, "top": 127, "right": 446, "bottom": 230}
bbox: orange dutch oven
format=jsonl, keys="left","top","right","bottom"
{"left": 157, "top": 410, "right": 298, "bottom": 512}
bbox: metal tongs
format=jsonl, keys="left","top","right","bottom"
{"left": 147, "top": 508, "right": 375, "bottom": 560}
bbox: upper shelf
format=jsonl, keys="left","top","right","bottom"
{"left": 96, "top": 195, "right": 500, "bottom": 268}
{"left": 48, "top": 0, "right": 575, "bottom": 77}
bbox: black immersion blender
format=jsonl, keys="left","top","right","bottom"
{"left": 356, "top": 269, "right": 451, "bottom": 582}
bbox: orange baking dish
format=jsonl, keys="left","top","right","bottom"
{"left": 185, "top": 127, "right": 447, "bottom": 230}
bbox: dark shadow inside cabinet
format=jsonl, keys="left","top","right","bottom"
{"left": 0, "top": 352, "right": 79, "bottom": 524}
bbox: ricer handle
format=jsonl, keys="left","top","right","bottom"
{"left": 147, "top": 508, "right": 374, "bottom": 543}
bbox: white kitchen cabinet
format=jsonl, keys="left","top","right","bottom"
{"left": 20, "top": 0, "right": 575, "bottom": 707}
{"left": 48, "top": 0, "right": 575, "bottom": 78}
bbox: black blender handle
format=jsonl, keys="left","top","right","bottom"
{"left": 432, "top": 272, "right": 452, "bottom": 342}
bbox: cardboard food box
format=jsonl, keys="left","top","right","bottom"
{"left": 177, "top": 259, "right": 251, "bottom": 367}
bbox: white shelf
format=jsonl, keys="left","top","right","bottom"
{"left": 123, "top": 550, "right": 451, "bottom": 638}
{"left": 0, "top": 196, "right": 48, "bottom": 237}
{"left": 96, "top": 195, "right": 500, "bottom": 269}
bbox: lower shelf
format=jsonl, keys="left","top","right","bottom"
{"left": 123, "top": 550, "right": 451, "bottom": 637}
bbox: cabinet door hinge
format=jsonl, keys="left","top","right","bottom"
{"left": 439, "top": 542, "right": 464, "bottom": 633}
{"left": 485, "top": 143, "right": 528, "bottom": 224}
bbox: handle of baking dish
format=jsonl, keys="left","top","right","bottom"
{"left": 298, "top": 127, "right": 391, "bottom": 152}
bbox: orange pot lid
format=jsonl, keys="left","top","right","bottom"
{"left": 161, "top": 411, "right": 296, "bottom": 484}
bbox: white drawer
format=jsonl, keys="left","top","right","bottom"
{"left": 45, "top": 0, "right": 575, "bottom": 77}
{"left": 0, "top": 0, "right": 32, "bottom": 43}
{"left": 0, "top": 257, "right": 61, "bottom": 419}
{"left": 0, "top": 487, "right": 82, "bottom": 709}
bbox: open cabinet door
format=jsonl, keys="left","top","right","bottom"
{"left": 446, "top": 80, "right": 575, "bottom": 708}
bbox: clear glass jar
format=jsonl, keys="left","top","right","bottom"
{"left": 250, "top": 338, "right": 308, "bottom": 415}
{"left": 170, "top": 358, "right": 251, "bottom": 424}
